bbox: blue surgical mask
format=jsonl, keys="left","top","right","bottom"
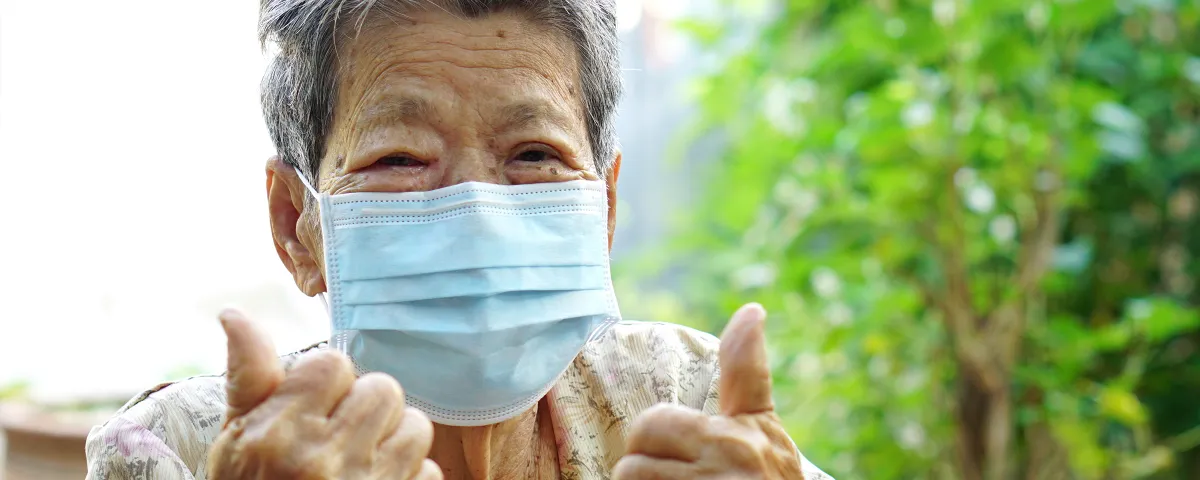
{"left": 296, "top": 175, "right": 620, "bottom": 426}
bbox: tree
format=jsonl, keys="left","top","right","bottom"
{"left": 615, "top": 0, "right": 1200, "bottom": 478}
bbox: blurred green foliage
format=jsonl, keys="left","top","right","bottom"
{"left": 614, "top": 0, "right": 1200, "bottom": 478}
{"left": 0, "top": 380, "right": 30, "bottom": 402}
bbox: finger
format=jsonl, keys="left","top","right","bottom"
{"left": 378, "top": 407, "right": 435, "bottom": 478}
{"left": 413, "top": 458, "right": 444, "bottom": 480}
{"left": 718, "top": 303, "right": 775, "bottom": 416}
{"left": 270, "top": 349, "right": 357, "bottom": 416}
{"left": 330, "top": 373, "right": 406, "bottom": 449}
{"left": 221, "top": 309, "right": 285, "bottom": 421}
{"left": 612, "top": 454, "right": 699, "bottom": 480}
{"left": 625, "top": 404, "right": 707, "bottom": 462}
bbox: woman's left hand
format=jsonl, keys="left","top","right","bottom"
{"left": 613, "top": 304, "right": 806, "bottom": 480}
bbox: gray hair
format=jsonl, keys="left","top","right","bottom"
{"left": 258, "top": 0, "right": 622, "bottom": 185}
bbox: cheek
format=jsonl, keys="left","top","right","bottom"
{"left": 506, "top": 163, "right": 597, "bottom": 184}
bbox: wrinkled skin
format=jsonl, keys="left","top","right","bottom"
{"left": 258, "top": 7, "right": 607, "bottom": 478}
{"left": 613, "top": 304, "right": 806, "bottom": 480}
{"left": 207, "top": 310, "right": 442, "bottom": 480}
{"left": 207, "top": 5, "right": 808, "bottom": 480}
{"left": 268, "top": 8, "right": 620, "bottom": 302}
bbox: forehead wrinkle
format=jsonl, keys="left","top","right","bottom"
{"left": 371, "top": 39, "right": 572, "bottom": 78}
{"left": 338, "top": 35, "right": 571, "bottom": 113}
{"left": 390, "top": 55, "right": 585, "bottom": 129}
{"left": 356, "top": 95, "right": 437, "bottom": 130}
{"left": 328, "top": 8, "right": 591, "bottom": 156}
{"left": 348, "top": 9, "right": 576, "bottom": 72}
{"left": 337, "top": 11, "right": 582, "bottom": 96}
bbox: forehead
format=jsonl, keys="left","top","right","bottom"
{"left": 331, "top": 8, "right": 585, "bottom": 128}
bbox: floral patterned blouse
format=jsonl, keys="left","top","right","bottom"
{"left": 85, "top": 321, "right": 831, "bottom": 479}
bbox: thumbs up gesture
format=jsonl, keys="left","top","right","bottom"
{"left": 613, "top": 304, "right": 806, "bottom": 479}
{"left": 205, "top": 309, "right": 442, "bottom": 480}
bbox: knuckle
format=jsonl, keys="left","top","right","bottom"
{"left": 612, "top": 455, "right": 672, "bottom": 480}
{"left": 632, "top": 403, "right": 675, "bottom": 430}
{"left": 356, "top": 372, "right": 404, "bottom": 400}
{"left": 244, "top": 423, "right": 295, "bottom": 459}
{"left": 405, "top": 407, "right": 433, "bottom": 432}
{"left": 211, "top": 414, "right": 344, "bottom": 478}
{"left": 382, "top": 407, "right": 435, "bottom": 456}
{"left": 235, "top": 437, "right": 292, "bottom": 472}
{"left": 417, "top": 458, "right": 444, "bottom": 480}
{"left": 631, "top": 403, "right": 702, "bottom": 437}
{"left": 402, "top": 407, "right": 435, "bottom": 448}
{"left": 707, "top": 430, "right": 770, "bottom": 469}
{"left": 643, "top": 402, "right": 680, "bottom": 418}
{"left": 300, "top": 350, "right": 355, "bottom": 377}
{"left": 610, "top": 456, "right": 638, "bottom": 479}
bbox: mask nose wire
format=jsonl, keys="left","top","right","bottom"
{"left": 293, "top": 169, "right": 331, "bottom": 316}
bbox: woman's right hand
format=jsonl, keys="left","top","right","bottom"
{"left": 206, "top": 309, "right": 441, "bottom": 480}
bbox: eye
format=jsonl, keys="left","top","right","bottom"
{"left": 511, "top": 145, "right": 562, "bottom": 163}
{"left": 376, "top": 155, "right": 426, "bottom": 167}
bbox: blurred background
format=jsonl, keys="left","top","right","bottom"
{"left": 1, "top": 0, "right": 1198, "bottom": 478}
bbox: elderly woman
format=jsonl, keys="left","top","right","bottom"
{"left": 85, "top": 1, "right": 830, "bottom": 479}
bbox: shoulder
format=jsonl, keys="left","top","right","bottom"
{"left": 85, "top": 344, "right": 323, "bottom": 480}
{"left": 571, "top": 320, "right": 721, "bottom": 410}
{"left": 598, "top": 320, "right": 722, "bottom": 355}
{"left": 85, "top": 375, "right": 225, "bottom": 479}
{"left": 592, "top": 319, "right": 720, "bottom": 367}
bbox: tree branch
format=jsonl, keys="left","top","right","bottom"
{"left": 1016, "top": 179, "right": 1061, "bottom": 294}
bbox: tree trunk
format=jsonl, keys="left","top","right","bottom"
{"left": 936, "top": 171, "right": 1058, "bottom": 480}
{"left": 956, "top": 372, "right": 1013, "bottom": 480}
{"left": 946, "top": 306, "right": 1026, "bottom": 480}
{"left": 1024, "top": 420, "right": 1073, "bottom": 480}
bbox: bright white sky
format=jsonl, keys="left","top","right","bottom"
{"left": 0, "top": 0, "right": 670, "bottom": 403}
{"left": 0, "top": 0, "right": 330, "bottom": 402}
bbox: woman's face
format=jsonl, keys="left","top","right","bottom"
{"left": 268, "top": 7, "right": 620, "bottom": 295}
{"left": 318, "top": 8, "right": 601, "bottom": 195}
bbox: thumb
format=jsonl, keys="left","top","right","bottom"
{"left": 219, "top": 309, "right": 284, "bottom": 421}
{"left": 718, "top": 303, "right": 774, "bottom": 416}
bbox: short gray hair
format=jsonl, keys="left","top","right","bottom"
{"left": 258, "top": 0, "right": 622, "bottom": 184}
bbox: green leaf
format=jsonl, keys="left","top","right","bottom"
{"left": 1125, "top": 298, "right": 1200, "bottom": 344}
{"left": 1098, "top": 386, "right": 1149, "bottom": 426}
{"left": 673, "top": 18, "right": 726, "bottom": 47}
{"left": 0, "top": 380, "right": 31, "bottom": 401}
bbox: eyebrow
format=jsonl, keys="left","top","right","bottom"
{"left": 356, "top": 95, "right": 575, "bottom": 134}
{"left": 498, "top": 102, "right": 574, "bottom": 132}
{"left": 357, "top": 96, "right": 437, "bottom": 130}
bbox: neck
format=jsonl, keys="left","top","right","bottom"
{"left": 429, "top": 397, "right": 558, "bottom": 480}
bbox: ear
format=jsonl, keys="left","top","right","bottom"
{"left": 605, "top": 152, "right": 622, "bottom": 251}
{"left": 266, "top": 156, "right": 327, "bottom": 296}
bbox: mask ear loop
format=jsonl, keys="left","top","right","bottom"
{"left": 294, "top": 171, "right": 332, "bottom": 317}
{"left": 295, "top": 169, "right": 320, "bottom": 199}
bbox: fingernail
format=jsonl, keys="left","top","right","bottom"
{"left": 740, "top": 302, "right": 767, "bottom": 322}
{"left": 218, "top": 308, "right": 243, "bottom": 325}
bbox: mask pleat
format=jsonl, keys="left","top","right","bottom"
{"left": 340, "top": 289, "right": 614, "bottom": 332}
{"left": 339, "top": 265, "right": 610, "bottom": 305}
{"left": 331, "top": 208, "right": 608, "bottom": 280}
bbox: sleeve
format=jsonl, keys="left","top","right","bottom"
{"left": 85, "top": 377, "right": 227, "bottom": 480}
{"left": 85, "top": 415, "right": 196, "bottom": 480}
